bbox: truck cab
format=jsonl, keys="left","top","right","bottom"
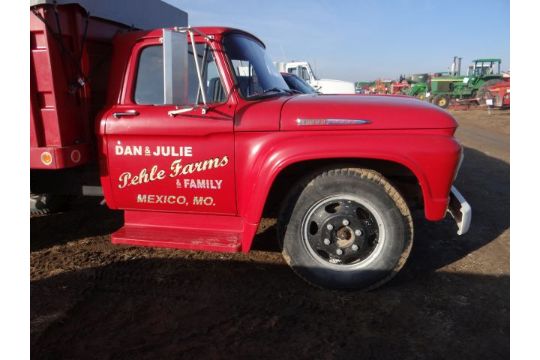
{"left": 95, "top": 27, "right": 471, "bottom": 290}
{"left": 275, "top": 61, "right": 356, "bottom": 94}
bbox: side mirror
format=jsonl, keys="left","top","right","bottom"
{"left": 163, "top": 29, "right": 188, "bottom": 105}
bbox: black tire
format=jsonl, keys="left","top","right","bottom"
{"left": 30, "top": 193, "right": 70, "bottom": 215}
{"left": 433, "top": 94, "right": 450, "bottom": 109}
{"left": 278, "top": 168, "right": 413, "bottom": 290}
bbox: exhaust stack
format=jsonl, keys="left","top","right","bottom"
{"left": 451, "top": 56, "right": 462, "bottom": 76}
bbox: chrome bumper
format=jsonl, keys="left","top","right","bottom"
{"left": 447, "top": 186, "right": 472, "bottom": 235}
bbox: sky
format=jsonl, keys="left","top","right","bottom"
{"left": 163, "top": 0, "right": 509, "bottom": 82}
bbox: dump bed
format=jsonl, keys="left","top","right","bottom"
{"left": 30, "top": 0, "right": 187, "bottom": 169}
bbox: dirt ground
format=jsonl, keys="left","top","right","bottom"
{"left": 30, "top": 109, "right": 510, "bottom": 360}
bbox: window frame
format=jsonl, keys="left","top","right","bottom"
{"left": 132, "top": 44, "right": 166, "bottom": 105}
{"left": 127, "top": 39, "right": 229, "bottom": 107}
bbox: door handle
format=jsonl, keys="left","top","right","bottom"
{"left": 113, "top": 110, "right": 139, "bottom": 118}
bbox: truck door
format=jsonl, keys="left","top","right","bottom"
{"left": 299, "top": 66, "right": 311, "bottom": 82}
{"left": 102, "top": 34, "right": 236, "bottom": 215}
{"left": 287, "top": 65, "right": 299, "bottom": 77}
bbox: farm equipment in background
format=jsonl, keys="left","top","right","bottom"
{"left": 478, "top": 77, "right": 510, "bottom": 109}
{"left": 456, "top": 58, "right": 504, "bottom": 99}
{"left": 429, "top": 58, "right": 504, "bottom": 108}
{"left": 354, "top": 81, "right": 371, "bottom": 94}
{"left": 371, "top": 79, "right": 388, "bottom": 94}
{"left": 356, "top": 58, "right": 508, "bottom": 110}
{"left": 429, "top": 77, "right": 466, "bottom": 108}
{"left": 390, "top": 80, "right": 409, "bottom": 95}
{"left": 403, "top": 73, "right": 429, "bottom": 100}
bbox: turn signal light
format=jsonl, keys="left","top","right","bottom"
{"left": 41, "top": 151, "right": 53, "bottom": 166}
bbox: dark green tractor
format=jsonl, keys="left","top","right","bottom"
{"left": 430, "top": 59, "right": 504, "bottom": 108}
{"left": 403, "top": 73, "right": 429, "bottom": 99}
{"left": 429, "top": 77, "right": 465, "bottom": 108}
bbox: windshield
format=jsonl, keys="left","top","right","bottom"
{"left": 223, "top": 33, "right": 290, "bottom": 99}
{"left": 283, "top": 74, "right": 317, "bottom": 94}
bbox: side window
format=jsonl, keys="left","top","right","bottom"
{"left": 133, "top": 44, "right": 226, "bottom": 105}
{"left": 205, "top": 56, "right": 226, "bottom": 103}
{"left": 300, "top": 67, "right": 310, "bottom": 81}
{"left": 134, "top": 46, "right": 164, "bottom": 105}
{"left": 288, "top": 67, "right": 299, "bottom": 76}
{"left": 189, "top": 44, "right": 226, "bottom": 104}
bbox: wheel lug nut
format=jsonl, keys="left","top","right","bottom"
{"left": 352, "top": 244, "right": 359, "bottom": 251}
{"left": 336, "top": 249, "right": 343, "bottom": 255}
{"left": 323, "top": 238, "right": 330, "bottom": 245}
{"left": 326, "top": 224, "right": 333, "bottom": 231}
{"left": 355, "top": 229, "right": 362, "bottom": 236}
{"left": 342, "top": 219, "right": 349, "bottom": 226}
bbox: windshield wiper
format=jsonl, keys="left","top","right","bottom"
{"left": 249, "top": 87, "right": 293, "bottom": 99}
{"left": 247, "top": 87, "right": 294, "bottom": 100}
{"left": 262, "top": 87, "right": 292, "bottom": 95}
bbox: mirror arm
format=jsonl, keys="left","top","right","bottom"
{"left": 188, "top": 30, "right": 207, "bottom": 107}
{"left": 167, "top": 27, "right": 215, "bottom": 117}
{"left": 196, "top": 45, "right": 209, "bottom": 104}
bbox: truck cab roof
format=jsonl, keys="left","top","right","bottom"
{"left": 119, "top": 26, "right": 266, "bottom": 47}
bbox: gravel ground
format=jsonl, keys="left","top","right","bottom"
{"left": 31, "top": 109, "right": 510, "bottom": 360}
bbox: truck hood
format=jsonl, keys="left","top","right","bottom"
{"left": 280, "top": 94, "right": 457, "bottom": 132}
{"left": 313, "top": 79, "right": 356, "bottom": 94}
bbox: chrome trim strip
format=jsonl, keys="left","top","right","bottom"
{"left": 296, "top": 118, "right": 371, "bottom": 126}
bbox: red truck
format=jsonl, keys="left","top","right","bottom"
{"left": 30, "top": 2, "right": 471, "bottom": 290}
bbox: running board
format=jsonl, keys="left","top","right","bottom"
{"left": 111, "top": 211, "right": 245, "bottom": 253}
{"left": 112, "top": 226, "right": 241, "bottom": 252}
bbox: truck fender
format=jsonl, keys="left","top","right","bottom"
{"left": 235, "top": 132, "right": 461, "bottom": 251}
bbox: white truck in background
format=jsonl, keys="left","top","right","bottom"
{"left": 275, "top": 61, "right": 356, "bottom": 94}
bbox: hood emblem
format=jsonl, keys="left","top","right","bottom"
{"left": 296, "top": 118, "right": 371, "bottom": 126}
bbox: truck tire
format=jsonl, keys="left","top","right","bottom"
{"left": 30, "top": 193, "right": 70, "bottom": 215}
{"left": 433, "top": 95, "right": 450, "bottom": 109}
{"left": 278, "top": 168, "right": 413, "bottom": 290}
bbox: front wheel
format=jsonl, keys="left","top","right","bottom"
{"left": 433, "top": 94, "right": 450, "bottom": 108}
{"left": 279, "top": 168, "right": 413, "bottom": 290}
